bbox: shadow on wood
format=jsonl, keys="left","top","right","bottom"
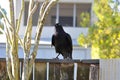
{"left": 35, "top": 62, "right": 47, "bottom": 80}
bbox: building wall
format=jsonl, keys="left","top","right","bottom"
{"left": 0, "top": 43, "right": 91, "bottom": 59}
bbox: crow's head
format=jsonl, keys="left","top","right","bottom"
{"left": 55, "top": 23, "right": 64, "bottom": 33}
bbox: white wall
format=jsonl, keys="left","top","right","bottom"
{"left": 0, "top": 43, "right": 91, "bottom": 59}
{"left": 19, "top": 26, "right": 88, "bottom": 39}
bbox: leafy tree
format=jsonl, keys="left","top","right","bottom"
{"left": 79, "top": 12, "right": 90, "bottom": 27}
{"left": 0, "top": 0, "right": 58, "bottom": 80}
{"left": 78, "top": 0, "right": 120, "bottom": 59}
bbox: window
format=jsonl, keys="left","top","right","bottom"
{"left": 59, "top": 3, "right": 73, "bottom": 27}
{"left": 24, "top": 2, "right": 92, "bottom": 27}
{"left": 44, "top": 4, "right": 56, "bottom": 26}
{"left": 51, "top": 16, "right": 73, "bottom": 26}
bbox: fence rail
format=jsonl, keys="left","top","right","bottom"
{"left": 0, "top": 58, "right": 99, "bottom": 80}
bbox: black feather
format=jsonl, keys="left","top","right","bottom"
{"left": 51, "top": 23, "right": 73, "bottom": 59}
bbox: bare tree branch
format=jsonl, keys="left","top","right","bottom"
{"left": 22, "top": 0, "right": 39, "bottom": 80}
{"left": 3, "top": 17, "right": 24, "bottom": 48}
{"left": 6, "top": 27, "right": 12, "bottom": 45}
{"left": 16, "top": 0, "right": 24, "bottom": 33}
{"left": 41, "top": 0, "right": 57, "bottom": 20}
{"left": 6, "top": 39, "right": 13, "bottom": 80}
{"left": 16, "top": 34, "right": 24, "bottom": 47}
{"left": 3, "top": 19, "right": 12, "bottom": 45}
{"left": 39, "top": 0, "right": 49, "bottom": 18}
{"left": 9, "top": 0, "right": 20, "bottom": 80}
{"left": 23, "top": 1, "right": 38, "bottom": 51}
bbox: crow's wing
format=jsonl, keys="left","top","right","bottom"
{"left": 51, "top": 35, "right": 55, "bottom": 46}
{"left": 65, "top": 33, "right": 73, "bottom": 51}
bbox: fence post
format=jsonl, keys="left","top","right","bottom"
{"left": 47, "top": 62, "right": 49, "bottom": 80}
{"left": 74, "top": 63, "right": 77, "bottom": 80}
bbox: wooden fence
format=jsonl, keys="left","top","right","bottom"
{"left": 0, "top": 58, "right": 99, "bottom": 80}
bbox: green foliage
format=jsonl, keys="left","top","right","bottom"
{"left": 0, "top": 6, "right": 6, "bottom": 34}
{"left": 78, "top": 0, "right": 120, "bottom": 59}
{"left": 77, "top": 33, "right": 90, "bottom": 48}
{"left": 80, "top": 12, "right": 90, "bottom": 27}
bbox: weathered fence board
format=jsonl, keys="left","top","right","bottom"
{"left": 49, "top": 63, "right": 61, "bottom": 80}
{"left": 35, "top": 62, "right": 47, "bottom": 80}
{"left": 0, "top": 61, "right": 9, "bottom": 80}
{"left": 60, "top": 63, "right": 74, "bottom": 80}
{"left": 77, "top": 63, "right": 90, "bottom": 80}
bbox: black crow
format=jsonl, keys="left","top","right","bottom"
{"left": 51, "top": 23, "right": 73, "bottom": 59}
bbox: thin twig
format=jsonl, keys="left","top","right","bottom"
{"left": 6, "top": 27, "right": 12, "bottom": 45}
{"left": 3, "top": 19, "right": 12, "bottom": 45}
{"left": 23, "top": 2, "right": 38, "bottom": 50}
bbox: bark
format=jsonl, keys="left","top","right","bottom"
{"left": 6, "top": 39, "right": 13, "bottom": 80}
